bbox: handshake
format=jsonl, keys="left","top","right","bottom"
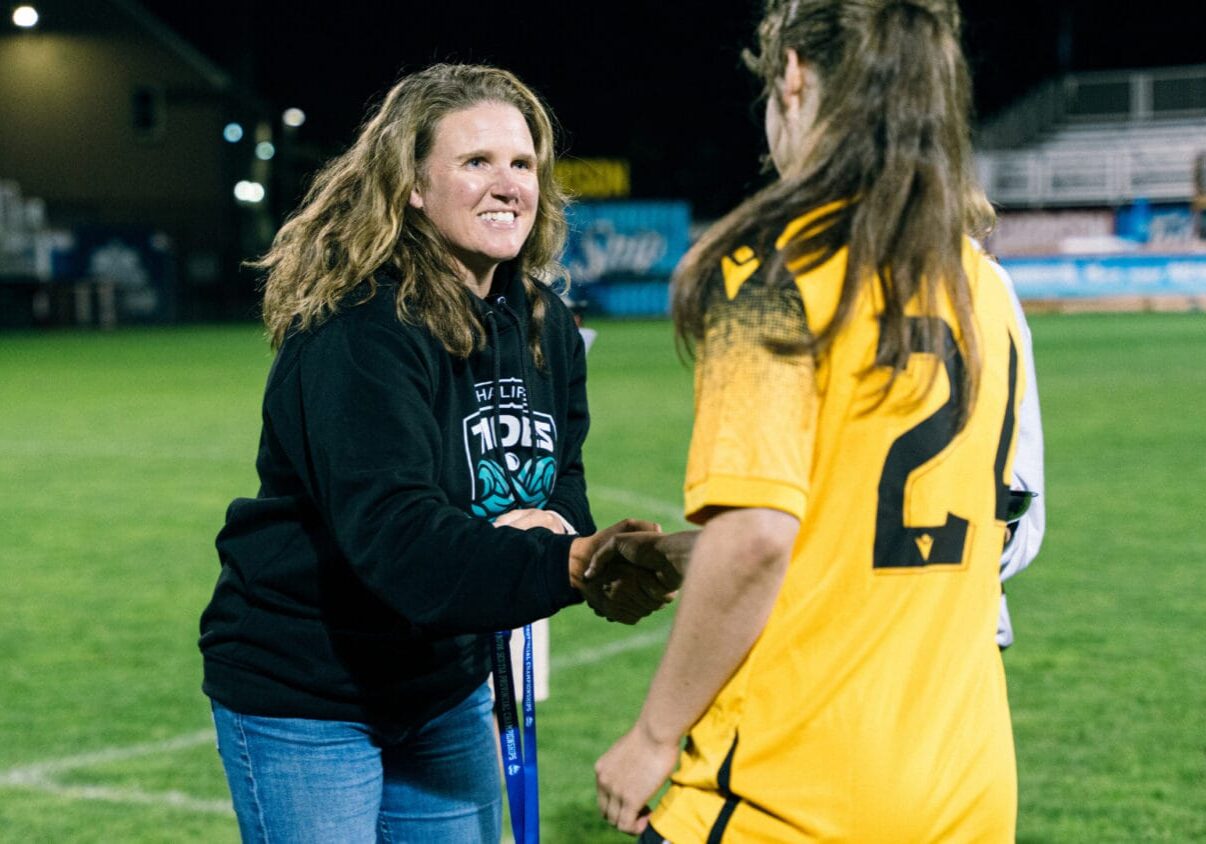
{"left": 569, "top": 519, "right": 698, "bottom": 625}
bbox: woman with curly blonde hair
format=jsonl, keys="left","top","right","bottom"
{"left": 257, "top": 64, "right": 567, "bottom": 361}
{"left": 200, "top": 63, "right": 660, "bottom": 842}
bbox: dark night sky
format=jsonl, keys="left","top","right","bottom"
{"left": 141, "top": 0, "right": 1204, "bottom": 218}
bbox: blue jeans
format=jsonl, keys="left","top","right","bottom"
{"left": 211, "top": 683, "right": 501, "bottom": 843}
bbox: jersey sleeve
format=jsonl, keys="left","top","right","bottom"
{"left": 683, "top": 266, "right": 817, "bottom": 524}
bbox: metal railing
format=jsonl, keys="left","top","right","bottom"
{"left": 978, "top": 145, "right": 1201, "bottom": 207}
{"left": 977, "top": 65, "right": 1206, "bottom": 151}
{"left": 975, "top": 66, "right": 1206, "bottom": 207}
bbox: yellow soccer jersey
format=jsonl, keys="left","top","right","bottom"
{"left": 651, "top": 216, "right": 1023, "bottom": 843}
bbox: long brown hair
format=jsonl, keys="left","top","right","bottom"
{"left": 256, "top": 64, "right": 568, "bottom": 363}
{"left": 674, "top": 0, "right": 992, "bottom": 421}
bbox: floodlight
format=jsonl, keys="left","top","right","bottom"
{"left": 234, "top": 181, "right": 265, "bottom": 203}
{"left": 13, "top": 5, "right": 39, "bottom": 27}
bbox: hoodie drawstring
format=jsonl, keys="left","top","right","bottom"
{"left": 495, "top": 297, "right": 542, "bottom": 489}
{"left": 485, "top": 299, "right": 541, "bottom": 511}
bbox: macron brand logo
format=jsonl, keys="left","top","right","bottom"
{"left": 464, "top": 379, "right": 558, "bottom": 519}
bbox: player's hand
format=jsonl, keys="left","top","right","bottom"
{"left": 586, "top": 529, "right": 698, "bottom": 592}
{"left": 580, "top": 558, "right": 672, "bottom": 624}
{"left": 595, "top": 721, "right": 679, "bottom": 835}
{"left": 494, "top": 508, "right": 570, "bottom": 534}
{"left": 578, "top": 530, "right": 696, "bottom": 623}
{"left": 568, "top": 519, "right": 661, "bottom": 603}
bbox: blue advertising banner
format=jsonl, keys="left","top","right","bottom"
{"left": 563, "top": 201, "right": 690, "bottom": 285}
{"left": 1000, "top": 253, "right": 1206, "bottom": 300}
{"left": 1115, "top": 202, "right": 1199, "bottom": 249}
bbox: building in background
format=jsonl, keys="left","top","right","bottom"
{"left": 0, "top": 0, "right": 275, "bottom": 326}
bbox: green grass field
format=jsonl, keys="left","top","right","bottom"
{"left": 1, "top": 312, "right": 1203, "bottom": 842}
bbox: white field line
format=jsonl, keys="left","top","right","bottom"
{"left": 13, "top": 781, "right": 232, "bottom": 815}
{"left": 550, "top": 623, "right": 670, "bottom": 671}
{"left": 0, "top": 621, "right": 672, "bottom": 816}
{"left": 589, "top": 484, "right": 689, "bottom": 529}
{"left": 0, "top": 730, "right": 214, "bottom": 782}
{"left": 0, "top": 730, "right": 230, "bottom": 815}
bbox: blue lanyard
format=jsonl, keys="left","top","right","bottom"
{"left": 492, "top": 626, "right": 539, "bottom": 843}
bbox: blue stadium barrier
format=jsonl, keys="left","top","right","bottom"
{"left": 999, "top": 253, "right": 1206, "bottom": 300}
{"left": 587, "top": 279, "right": 671, "bottom": 317}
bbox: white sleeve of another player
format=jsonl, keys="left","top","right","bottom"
{"left": 991, "top": 260, "right": 1047, "bottom": 647}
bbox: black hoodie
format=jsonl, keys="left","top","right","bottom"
{"left": 199, "top": 265, "right": 594, "bottom": 731}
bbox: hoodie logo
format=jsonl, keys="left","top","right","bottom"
{"left": 464, "top": 378, "right": 557, "bottom": 519}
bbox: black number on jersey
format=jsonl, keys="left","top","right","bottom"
{"left": 872, "top": 318, "right": 1019, "bottom": 568}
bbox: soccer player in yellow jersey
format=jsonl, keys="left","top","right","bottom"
{"left": 589, "top": 1, "right": 1025, "bottom": 840}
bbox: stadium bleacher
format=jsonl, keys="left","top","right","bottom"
{"left": 977, "top": 65, "right": 1206, "bottom": 208}
{"left": 974, "top": 66, "right": 1206, "bottom": 307}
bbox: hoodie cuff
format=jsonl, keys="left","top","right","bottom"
{"left": 548, "top": 510, "right": 578, "bottom": 535}
{"left": 543, "top": 532, "right": 585, "bottom": 607}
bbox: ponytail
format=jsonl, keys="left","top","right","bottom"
{"left": 674, "top": 0, "right": 984, "bottom": 426}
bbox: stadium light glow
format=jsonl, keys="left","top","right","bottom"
{"left": 223, "top": 122, "right": 244, "bottom": 143}
{"left": 233, "top": 181, "right": 265, "bottom": 203}
{"left": 12, "top": 5, "right": 39, "bottom": 27}
{"left": 255, "top": 141, "right": 275, "bottom": 161}
{"left": 282, "top": 108, "right": 306, "bottom": 128}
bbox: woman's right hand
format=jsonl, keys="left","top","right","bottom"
{"left": 569, "top": 520, "right": 667, "bottom": 624}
